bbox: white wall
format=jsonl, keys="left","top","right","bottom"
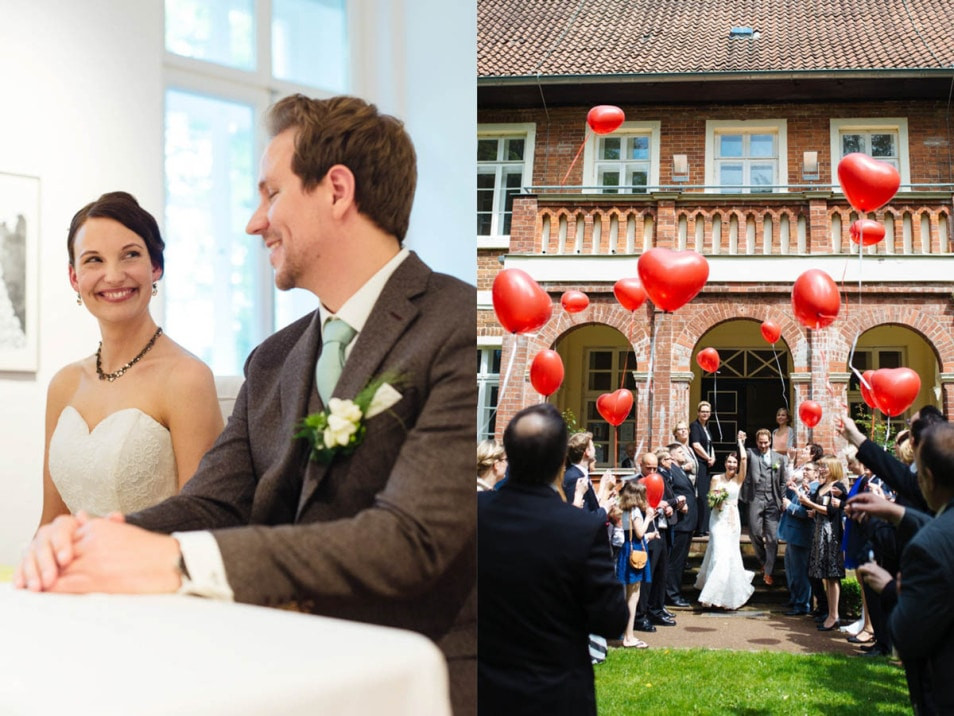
{"left": 0, "top": 0, "right": 476, "bottom": 564}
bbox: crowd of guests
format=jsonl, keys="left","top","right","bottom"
{"left": 478, "top": 400, "right": 954, "bottom": 715}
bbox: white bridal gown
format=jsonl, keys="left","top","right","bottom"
{"left": 694, "top": 479, "right": 755, "bottom": 610}
{"left": 48, "top": 406, "right": 178, "bottom": 515}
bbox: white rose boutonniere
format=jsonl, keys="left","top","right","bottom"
{"left": 772, "top": 461, "right": 780, "bottom": 471}
{"left": 296, "top": 373, "right": 405, "bottom": 464}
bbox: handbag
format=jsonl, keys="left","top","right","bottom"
{"left": 628, "top": 514, "right": 648, "bottom": 569}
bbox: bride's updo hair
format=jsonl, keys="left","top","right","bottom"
{"left": 67, "top": 191, "right": 165, "bottom": 273}
{"left": 618, "top": 480, "right": 648, "bottom": 511}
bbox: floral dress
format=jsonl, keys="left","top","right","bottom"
{"left": 808, "top": 481, "right": 847, "bottom": 579}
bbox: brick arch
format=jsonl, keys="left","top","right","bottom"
{"left": 671, "top": 307, "right": 807, "bottom": 372}
{"left": 836, "top": 307, "right": 952, "bottom": 370}
{"left": 535, "top": 301, "right": 653, "bottom": 361}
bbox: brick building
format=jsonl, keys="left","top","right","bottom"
{"left": 477, "top": 0, "right": 954, "bottom": 467}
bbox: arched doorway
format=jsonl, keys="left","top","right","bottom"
{"left": 554, "top": 323, "right": 635, "bottom": 467}
{"left": 846, "top": 324, "right": 940, "bottom": 423}
{"left": 693, "top": 320, "right": 793, "bottom": 468}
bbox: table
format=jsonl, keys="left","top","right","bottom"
{"left": 0, "top": 584, "right": 450, "bottom": 715}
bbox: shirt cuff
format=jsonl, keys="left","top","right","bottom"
{"left": 173, "top": 531, "right": 235, "bottom": 602}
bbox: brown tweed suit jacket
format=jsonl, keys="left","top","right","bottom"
{"left": 127, "top": 252, "right": 476, "bottom": 706}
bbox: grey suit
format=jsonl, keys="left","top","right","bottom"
{"left": 742, "top": 448, "right": 787, "bottom": 577}
{"left": 127, "top": 253, "right": 476, "bottom": 714}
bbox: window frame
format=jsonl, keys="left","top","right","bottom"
{"left": 477, "top": 344, "right": 502, "bottom": 441}
{"left": 582, "top": 120, "right": 661, "bottom": 195}
{"left": 162, "top": 0, "right": 353, "bottom": 375}
{"left": 476, "top": 123, "right": 536, "bottom": 250}
{"left": 830, "top": 117, "right": 911, "bottom": 193}
{"left": 705, "top": 119, "right": 789, "bottom": 193}
{"left": 582, "top": 347, "right": 636, "bottom": 467}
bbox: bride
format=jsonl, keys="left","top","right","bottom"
{"left": 694, "top": 431, "right": 755, "bottom": 610}
{"left": 38, "top": 192, "right": 224, "bottom": 525}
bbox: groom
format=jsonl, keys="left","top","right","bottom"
{"left": 742, "top": 428, "right": 787, "bottom": 586}
{"left": 17, "top": 95, "right": 476, "bottom": 714}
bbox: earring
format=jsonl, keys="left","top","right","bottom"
{"left": 152, "top": 283, "right": 158, "bottom": 297}
{"left": 76, "top": 292, "right": 82, "bottom": 306}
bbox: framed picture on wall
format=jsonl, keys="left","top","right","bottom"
{"left": 0, "top": 172, "right": 39, "bottom": 372}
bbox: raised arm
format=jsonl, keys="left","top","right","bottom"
{"left": 734, "top": 431, "right": 747, "bottom": 484}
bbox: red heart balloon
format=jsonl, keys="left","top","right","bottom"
{"left": 798, "top": 400, "right": 823, "bottom": 428}
{"left": 870, "top": 367, "right": 921, "bottom": 417}
{"left": 560, "top": 290, "right": 589, "bottom": 314}
{"left": 492, "top": 268, "right": 552, "bottom": 334}
{"left": 596, "top": 388, "right": 633, "bottom": 427}
{"left": 640, "top": 473, "right": 664, "bottom": 509}
{"left": 760, "top": 320, "right": 781, "bottom": 344}
{"left": 696, "top": 347, "right": 720, "bottom": 373}
{"left": 837, "top": 153, "right": 901, "bottom": 212}
{"left": 637, "top": 248, "right": 709, "bottom": 312}
{"left": 529, "top": 349, "right": 564, "bottom": 397}
{"left": 849, "top": 219, "right": 886, "bottom": 246}
{"left": 791, "top": 269, "right": 840, "bottom": 330}
{"left": 613, "top": 278, "right": 647, "bottom": 312}
{"left": 586, "top": 105, "right": 625, "bottom": 135}
{"left": 860, "top": 369, "right": 881, "bottom": 411}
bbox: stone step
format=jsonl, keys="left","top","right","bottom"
{"left": 680, "top": 532, "right": 791, "bottom": 606}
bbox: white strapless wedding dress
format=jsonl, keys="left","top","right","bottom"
{"left": 48, "top": 406, "right": 178, "bottom": 515}
{"left": 694, "top": 479, "right": 754, "bottom": 609}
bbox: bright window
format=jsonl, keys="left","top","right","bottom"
{"left": 830, "top": 118, "right": 910, "bottom": 191}
{"left": 163, "top": 0, "right": 348, "bottom": 374}
{"left": 706, "top": 120, "right": 788, "bottom": 193}
{"left": 477, "top": 346, "right": 502, "bottom": 441}
{"left": 583, "top": 348, "right": 636, "bottom": 466}
{"left": 476, "top": 124, "right": 535, "bottom": 247}
{"left": 583, "top": 121, "right": 660, "bottom": 194}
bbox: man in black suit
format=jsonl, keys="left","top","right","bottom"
{"left": 851, "top": 421, "right": 954, "bottom": 715}
{"left": 562, "top": 431, "right": 611, "bottom": 517}
{"left": 634, "top": 451, "right": 678, "bottom": 630}
{"left": 663, "top": 444, "right": 697, "bottom": 608}
{"left": 478, "top": 404, "right": 628, "bottom": 716}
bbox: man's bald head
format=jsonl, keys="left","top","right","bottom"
{"left": 503, "top": 403, "right": 569, "bottom": 486}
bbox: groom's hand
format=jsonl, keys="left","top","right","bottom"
{"left": 50, "top": 519, "right": 182, "bottom": 595}
{"left": 14, "top": 512, "right": 87, "bottom": 591}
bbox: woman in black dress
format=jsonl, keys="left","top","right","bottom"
{"left": 800, "top": 455, "right": 848, "bottom": 631}
{"left": 689, "top": 401, "right": 716, "bottom": 536}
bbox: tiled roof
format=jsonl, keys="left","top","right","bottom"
{"left": 478, "top": 0, "right": 954, "bottom": 77}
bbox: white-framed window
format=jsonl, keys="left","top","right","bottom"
{"left": 477, "top": 345, "right": 502, "bottom": 440}
{"left": 583, "top": 348, "right": 636, "bottom": 466}
{"left": 163, "top": 0, "right": 349, "bottom": 375}
{"left": 583, "top": 121, "right": 661, "bottom": 194}
{"left": 830, "top": 118, "right": 911, "bottom": 192}
{"left": 705, "top": 119, "right": 788, "bottom": 193}
{"left": 477, "top": 123, "right": 535, "bottom": 249}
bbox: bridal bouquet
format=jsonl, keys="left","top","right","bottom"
{"left": 707, "top": 487, "right": 729, "bottom": 509}
{"left": 295, "top": 373, "right": 403, "bottom": 464}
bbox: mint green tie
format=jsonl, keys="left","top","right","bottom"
{"left": 316, "top": 318, "right": 356, "bottom": 404}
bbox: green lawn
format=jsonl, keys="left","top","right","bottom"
{"left": 596, "top": 648, "right": 909, "bottom": 714}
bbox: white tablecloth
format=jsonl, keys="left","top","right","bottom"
{"left": 0, "top": 584, "right": 450, "bottom": 715}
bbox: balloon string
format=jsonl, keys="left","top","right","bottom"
{"left": 772, "top": 345, "right": 789, "bottom": 411}
{"left": 484, "top": 333, "right": 521, "bottom": 437}
{"left": 614, "top": 425, "right": 619, "bottom": 468}
{"left": 712, "top": 369, "right": 723, "bottom": 441}
{"left": 560, "top": 132, "right": 589, "bottom": 186}
{"left": 858, "top": 223, "right": 864, "bottom": 301}
{"left": 643, "top": 312, "right": 660, "bottom": 448}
